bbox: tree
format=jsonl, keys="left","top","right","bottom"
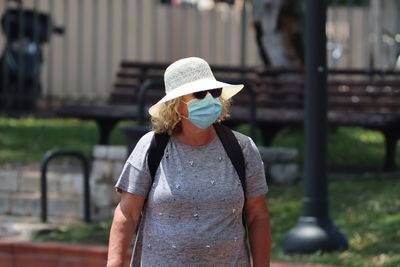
{"left": 250, "top": 0, "right": 304, "bottom": 68}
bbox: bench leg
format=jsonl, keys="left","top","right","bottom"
{"left": 96, "top": 119, "right": 119, "bottom": 145}
{"left": 382, "top": 130, "right": 400, "bottom": 171}
{"left": 259, "top": 124, "right": 284, "bottom": 146}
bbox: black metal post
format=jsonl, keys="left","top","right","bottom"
{"left": 17, "top": 2, "right": 24, "bottom": 110}
{"left": 283, "top": 0, "right": 348, "bottom": 253}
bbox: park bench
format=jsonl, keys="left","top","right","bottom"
{"left": 56, "top": 61, "right": 400, "bottom": 171}
{"left": 248, "top": 69, "right": 400, "bottom": 171}
{"left": 56, "top": 61, "right": 257, "bottom": 144}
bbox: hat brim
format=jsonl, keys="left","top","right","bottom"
{"left": 148, "top": 78, "right": 244, "bottom": 117}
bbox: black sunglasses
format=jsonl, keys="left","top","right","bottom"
{"left": 193, "top": 88, "right": 222, "bottom": 99}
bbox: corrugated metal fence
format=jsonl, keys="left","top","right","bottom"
{"left": 0, "top": 0, "right": 260, "bottom": 110}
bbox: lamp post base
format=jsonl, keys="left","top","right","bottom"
{"left": 283, "top": 216, "right": 348, "bottom": 253}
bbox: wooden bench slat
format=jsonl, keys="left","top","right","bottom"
{"left": 229, "top": 106, "right": 400, "bottom": 127}
{"left": 56, "top": 104, "right": 138, "bottom": 120}
{"left": 114, "top": 82, "right": 400, "bottom": 97}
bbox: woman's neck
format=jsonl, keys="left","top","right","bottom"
{"left": 173, "top": 120, "right": 216, "bottom": 146}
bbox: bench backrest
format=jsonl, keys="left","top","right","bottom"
{"left": 110, "top": 61, "right": 400, "bottom": 116}
{"left": 253, "top": 69, "right": 400, "bottom": 115}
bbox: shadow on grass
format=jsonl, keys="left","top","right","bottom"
{"left": 269, "top": 176, "right": 400, "bottom": 267}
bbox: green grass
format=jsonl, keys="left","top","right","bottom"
{"left": 0, "top": 117, "right": 132, "bottom": 163}
{"left": 32, "top": 177, "right": 400, "bottom": 267}
{"left": 237, "top": 124, "right": 400, "bottom": 171}
{"left": 1, "top": 117, "right": 399, "bottom": 170}
{"left": 33, "top": 219, "right": 112, "bottom": 245}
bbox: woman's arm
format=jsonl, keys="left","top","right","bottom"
{"left": 107, "top": 191, "right": 145, "bottom": 267}
{"left": 245, "top": 194, "right": 271, "bottom": 267}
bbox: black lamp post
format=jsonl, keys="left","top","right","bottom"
{"left": 282, "top": 0, "right": 348, "bottom": 253}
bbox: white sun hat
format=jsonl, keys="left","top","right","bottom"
{"left": 148, "top": 57, "right": 244, "bottom": 117}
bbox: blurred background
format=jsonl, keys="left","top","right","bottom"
{"left": 0, "top": 0, "right": 399, "bottom": 266}
{"left": 1, "top": 0, "right": 399, "bottom": 109}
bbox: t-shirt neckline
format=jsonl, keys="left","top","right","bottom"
{"left": 170, "top": 134, "right": 218, "bottom": 148}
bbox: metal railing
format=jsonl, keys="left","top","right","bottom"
{"left": 40, "top": 150, "right": 91, "bottom": 223}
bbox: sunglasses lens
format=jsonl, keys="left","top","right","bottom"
{"left": 210, "top": 88, "right": 222, "bottom": 98}
{"left": 193, "top": 91, "right": 207, "bottom": 99}
{"left": 193, "top": 88, "right": 222, "bottom": 99}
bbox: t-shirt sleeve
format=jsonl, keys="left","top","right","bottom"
{"left": 241, "top": 136, "right": 268, "bottom": 198}
{"left": 114, "top": 132, "right": 154, "bottom": 197}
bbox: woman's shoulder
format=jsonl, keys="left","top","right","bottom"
{"left": 231, "top": 130, "right": 259, "bottom": 154}
{"left": 232, "top": 130, "right": 252, "bottom": 146}
{"left": 134, "top": 131, "right": 156, "bottom": 150}
{"left": 138, "top": 131, "right": 156, "bottom": 144}
{"left": 127, "top": 131, "right": 156, "bottom": 162}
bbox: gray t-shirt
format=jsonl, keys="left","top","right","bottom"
{"left": 115, "top": 130, "right": 268, "bottom": 267}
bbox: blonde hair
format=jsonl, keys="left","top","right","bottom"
{"left": 151, "top": 96, "right": 231, "bottom": 135}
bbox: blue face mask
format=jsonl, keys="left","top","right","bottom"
{"left": 182, "top": 93, "right": 222, "bottom": 129}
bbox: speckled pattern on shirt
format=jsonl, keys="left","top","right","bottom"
{"left": 115, "top": 130, "right": 268, "bottom": 267}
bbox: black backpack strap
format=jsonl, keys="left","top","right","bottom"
{"left": 213, "top": 123, "right": 247, "bottom": 229}
{"left": 213, "top": 123, "right": 246, "bottom": 191}
{"left": 149, "top": 127, "right": 246, "bottom": 189}
{"left": 134, "top": 132, "right": 169, "bottom": 248}
{"left": 148, "top": 132, "right": 170, "bottom": 181}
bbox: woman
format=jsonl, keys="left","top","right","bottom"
{"left": 107, "top": 57, "right": 270, "bottom": 267}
